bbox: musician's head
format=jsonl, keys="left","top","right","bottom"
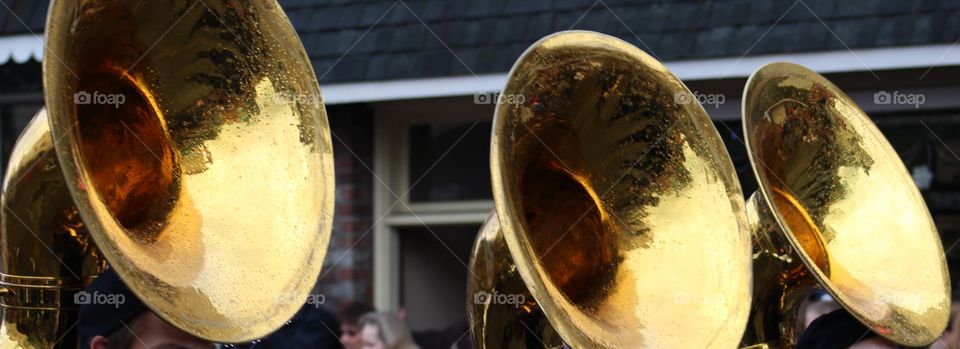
{"left": 339, "top": 301, "right": 374, "bottom": 349}
{"left": 359, "top": 312, "right": 418, "bottom": 349}
{"left": 77, "top": 267, "right": 213, "bottom": 349}
{"left": 796, "top": 308, "right": 896, "bottom": 349}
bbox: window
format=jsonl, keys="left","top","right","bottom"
{"left": 399, "top": 225, "right": 478, "bottom": 331}
{"left": 408, "top": 122, "right": 492, "bottom": 202}
{"left": 372, "top": 98, "right": 494, "bottom": 331}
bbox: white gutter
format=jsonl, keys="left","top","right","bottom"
{"left": 322, "top": 44, "right": 960, "bottom": 104}
{"left": 3, "top": 35, "right": 956, "bottom": 105}
{"left": 0, "top": 34, "right": 43, "bottom": 64}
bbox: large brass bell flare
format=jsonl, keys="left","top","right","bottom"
{"left": 741, "top": 62, "right": 950, "bottom": 347}
{"left": 482, "top": 30, "right": 754, "bottom": 348}
{"left": 0, "top": 0, "right": 335, "bottom": 346}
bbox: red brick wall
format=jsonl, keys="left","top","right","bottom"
{"left": 316, "top": 104, "right": 375, "bottom": 311}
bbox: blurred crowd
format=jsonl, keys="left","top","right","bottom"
{"left": 236, "top": 300, "right": 470, "bottom": 349}
{"left": 77, "top": 268, "right": 469, "bottom": 349}
{"left": 75, "top": 267, "right": 960, "bottom": 349}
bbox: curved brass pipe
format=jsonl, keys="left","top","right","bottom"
{"left": 0, "top": 109, "right": 105, "bottom": 348}
{"left": 467, "top": 213, "right": 563, "bottom": 349}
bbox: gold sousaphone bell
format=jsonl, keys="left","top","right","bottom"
{"left": 1, "top": 0, "right": 335, "bottom": 347}
{"left": 469, "top": 30, "right": 950, "bottom": 348}
{"left": 470, "top": 31, "right": 754, "bottom": 348}
{"left": 741, "top": 62, "right": 949, "bottom": 347}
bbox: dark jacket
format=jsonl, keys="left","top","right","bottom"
{"left": 235, "top": 304, "right": 342, "bottom": 349}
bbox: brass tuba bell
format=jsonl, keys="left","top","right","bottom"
{"left": 466, "top": 213, "right": 562, "bottom": 349}
{"left": 740, "top": 62, "right": 950, "bottom": 347}
{"left": 470, "top": 30, "right": 754, "bottom": 348}
{"left": 1, "top": 0, "right": 335, "bottom": 347}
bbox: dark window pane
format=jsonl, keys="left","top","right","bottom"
{"left": 408, "top": 121, "right": 492, "bottom": 202}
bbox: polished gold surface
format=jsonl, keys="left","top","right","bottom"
{"left": 742, "top": 62, "right": 950, "bottom": 346}
{"left": 42, "top": 0, "right": 334, "bottom": 342}
{"left": 467, "top": 213, "right": 562, "bottom": 349}
{"left": 489, "top": 31, "right": 752, "bottom": 348}
{"left": 0, "top": 109, "right": 105, "bottom": 349}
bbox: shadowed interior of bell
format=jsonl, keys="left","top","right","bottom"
{"left": 67, "top": 2, "right": 180, "bottom": 243}
{"left": 471, "top": 221, "right": 564, "bottom": 348}
{"left": 517, "top": 116, "right": 616, "bottom": 308}
{"left": 75, "top": 65, "right": 178, "bottom": 242}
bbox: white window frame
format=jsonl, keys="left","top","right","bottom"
{"left": 371, "top": 97, "right": 494, "bottom": 311}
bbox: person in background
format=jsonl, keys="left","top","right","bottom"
{"left": 339, "top": 302, "right": 375, "bottom": 349}
{"left": 78, "top": 267, "right": 214, "bottom": 349}
{"left": 359, "top": 312, "right": 418, "bottom": 349}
